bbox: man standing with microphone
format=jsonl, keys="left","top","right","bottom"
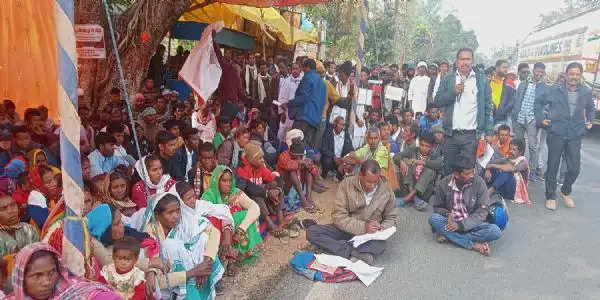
{"left": 434, "top": 48, "right": 494, "bottom": 176}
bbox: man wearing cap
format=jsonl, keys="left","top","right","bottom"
{"left": 408, "top": 61, "right": 431, "bottom": 117}
{"left": 306, "top": 159, "right": 397, "bottom": 265}
{"left": 236, "top": 142, "right": 287, "bottom": 237}
{"left": 277, "top": 141, "right": 319, "bottom": 213}
{"left": 139, "top": 107, "right": 160, "bottom": 144}
{"left": 287, "top": 59, "right": 327, "bottom": 148}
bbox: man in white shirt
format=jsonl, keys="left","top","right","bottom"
{"left": 432, "top": 61, "right": 450, "bottom": 101}
{"left": 175, "top": 127, "right": 200, "bottom": 182}
{"left": 277, "top": 62, "right": 303, "bottom": 141}
{"left": 434, "top": 48, "right": 493, "bottom": 176}
{"left": 320, "top": 116, "right": 354, "bottom": 181}
{"left": 408, "top": 61, "right": 431, "bottom": 117}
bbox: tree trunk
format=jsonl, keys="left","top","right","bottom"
{"left": 75, "top": 0, "right": 192, "bottom": 111}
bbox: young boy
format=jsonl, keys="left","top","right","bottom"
{"left": 395, "top": 133, "right": 443, "bottom": 210}
{"left": 98, "top": 236, "right": 150, "bottom": 300}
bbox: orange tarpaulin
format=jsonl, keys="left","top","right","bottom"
{"left": 0, "top": 0, "right": 59, "bottom": 122}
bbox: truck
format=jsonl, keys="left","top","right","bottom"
{"left": 518, "top": 7, "right": 600, "bottom": 124}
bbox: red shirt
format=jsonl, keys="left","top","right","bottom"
{"left": 236, "top": 156, "right": 276, "bottom": 186}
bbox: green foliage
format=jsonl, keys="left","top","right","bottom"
{"left": 304, "top": 0, "right": 479, "bottom": 66}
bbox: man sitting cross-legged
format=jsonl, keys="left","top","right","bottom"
{"left": 429, "top": 155, "right": 502, "bottom": 256}
{"left": 320, "top": 116, "right": 354, "bottom": 181}
{"left": 395, "top": 133, "right": 442, "bottom": 211}
{"left": 306, "top": 160, "right": 397, "bottom": 265}
{"left": 277, "top": 141, "right": 320, "bottom": 213}
{"left": 484, "top": 138, "right": 530, "bottom": 204}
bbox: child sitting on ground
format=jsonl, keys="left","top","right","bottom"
{"left": 98, "top": 236, "right": 151, "bottom": 300}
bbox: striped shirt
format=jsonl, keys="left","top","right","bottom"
{"left": 449, "top": 176, "right": 471, "bottom": 222}
{"left": 517, "top": 82, "right": 536, "bottom": 124}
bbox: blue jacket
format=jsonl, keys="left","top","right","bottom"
{"left": 535, "top": 83, "right": 594, "bottom": 138}
{"left": 288, "top": 70, "right": 326, "bottom": 128}
{"left": 174, "top": 145, "right": 198, "bottom": 182}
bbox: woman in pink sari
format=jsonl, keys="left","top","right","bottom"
{"left": 5, "top": 242, "right": 119, "bottom": 300}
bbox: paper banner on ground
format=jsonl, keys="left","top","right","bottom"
{"left": 477, "top": 144, "right": 495, "bottom": 168}
{"left": 349, "top": 226, "right": 396, "bottom": 248}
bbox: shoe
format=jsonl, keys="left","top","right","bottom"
{"left": 560, "top": 192, "right": 575, "bottom": 208}
{"left": 215, "top": 280, "right": 225, "bottom": 295}
{"left": 435, "top": 233, "right": 447, "bottom": 243}
{"left": 545, "top": 199, "right": 557, "bottom": 210}
{"left": 350, "top": 250, "right": 375, "bottom": 265}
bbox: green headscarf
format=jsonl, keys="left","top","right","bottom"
{"left": 201, "top": 165, "right": 240, "bottom": 205}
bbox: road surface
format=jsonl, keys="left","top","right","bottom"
{"left": 265, "top": 128, "right": 600, "bottom": 300}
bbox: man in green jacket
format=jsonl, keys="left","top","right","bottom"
{"left": 434, "top": 48, "right": 494, "bottom": 176}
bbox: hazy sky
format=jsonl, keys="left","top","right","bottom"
{"left": 441, "top": 0, "right": 566, "bottom": 55}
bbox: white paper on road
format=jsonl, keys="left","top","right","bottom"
{"left": 477, "top": 144, "right": 495, "bottom": 168}
{"left": 314, "top": 254, "right": 384, "bottom": 287}
{"left": 349, "top": 226, "right": 397, "bottom": 248}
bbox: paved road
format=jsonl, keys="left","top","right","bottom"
{"left": 266, "top": 128, "right": 600, "bottom": 300}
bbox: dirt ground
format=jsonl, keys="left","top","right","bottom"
{"left": 217, "top": 180, "right": 338, "bottom": 300}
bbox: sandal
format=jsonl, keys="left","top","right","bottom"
{"left": 272, "top": 228, "right": 289, "bottom": 238}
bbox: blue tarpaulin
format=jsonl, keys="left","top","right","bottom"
{"left": 170, "top": 21, "right": 256, "bottom": 50}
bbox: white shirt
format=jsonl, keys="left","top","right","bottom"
{"left": 278, "top": 74, "right": 303, "bottom": 113}
{"left": 333, "top": 130, "right": 345, "bottom": 158}
{"left": 452, "top": 70, "right": 478, "bottom": 130}
{"left": 432, "top": 73, "right": 442, "bottom": 100}
{"left": 185, "top": 146, "right": 194, "bottom": 178}
{"left": 337, "top": 80, "right": 350, "bottom": 98}
{"left": 364, "top": 187, "right": 377, "bottom": 206}
{"left": 407, "top": 75, "right": 430, "bottom": 115}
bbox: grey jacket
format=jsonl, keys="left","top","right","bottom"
{"left": 534, "top": 83, "right": 594, "bottom": 138}
{"left": 430, "top": 174, "right": 490, "bottom": 232}
{"left": 332, "top": 175, "right": 398, "bottom": 235}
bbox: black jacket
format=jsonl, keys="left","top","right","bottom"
{"left": 493, "top": 79, "right": 516, "bottom": 122}
{"left": 320, "top": 127, "right": 354, "bottom": 160}
{"left": 174, "top": 145, "right": 198, "bottom": 182}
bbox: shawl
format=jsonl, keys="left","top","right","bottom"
{"left": 7, "top": 242, "right": 72, "bottom": 300}
{"left": 192, "top": 111, "right": 216, "bottom": 143}
{"left": 134, "top": 155, "right": 173, "bottom": 195}
{"left": 101, "top": 170, "right": 137, "bottom": 211}
{"left": 86, "top": 204, "right": 150, "bottom": 246}
{"left": 511, "top": 156, "right": 530, "bottom": 205}
{"left": 27, "top": 149, "right": 60, "bottom": 174}
{"left": 28, "top": 166, "right": 61, "bottom": 208}
{"left": 201, "top": 165, "right": 240, "bottom": 205}
{"left": 256, "top": 73, "right": 271, "bottom": 103}
{"left": 244, "top": 64, "right": 257, "bottom": 95}
{"left": 285, "top": 129, "right": 304, "bottom": 148}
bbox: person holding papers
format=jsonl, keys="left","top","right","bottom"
{"left": 306, "top": 160, "right": 397, "bottom": 265}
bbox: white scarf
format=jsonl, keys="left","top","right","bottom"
{"left": 245, "top": 64, "right": 257, "bottom": 95}
{"left": 134, "top": 156, "right": 172, "bottom": 194}
{"left": 257, "top": 73, "right": 271, "bottom": 103}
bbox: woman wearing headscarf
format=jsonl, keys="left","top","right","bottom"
{"left": 201, "top": 165, "right": 262, "bottom": 274}
{"left": 27, "top": 148, "right": 60, "bottom": 174}
{"left": 131, "top": 154, "right": 176, "bottom": 209}
{"left": 139, "top": 192, "right": 223, "bottom": 299}
{"left": 85, "top": 204, "right": 164, "bottom": 286}
{"left": 26, "top": 165, "right": 62, "bottom": 230}
{"left": 5, "top": 242, "right": 119, "bottom": 300}
{"left": 102, "top": 169, "right": 138, "bottom": 216}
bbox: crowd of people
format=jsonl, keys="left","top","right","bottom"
{"left": 0, "top": 36, "right": 595, "bottom": 299}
